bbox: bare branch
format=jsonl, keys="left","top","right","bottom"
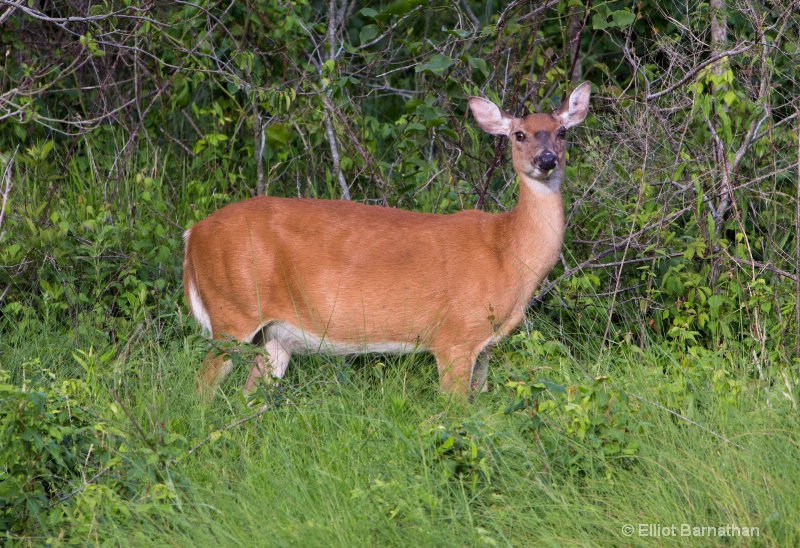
{"left": 0, "top": 0, "right": 22, "bottom": 25}
{"left": 646, "top": 42, "right": 756, "bottom": 101}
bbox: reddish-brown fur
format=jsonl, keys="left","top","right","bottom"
{"left": 183, "top": 83, "right": 590, "bottom": 398}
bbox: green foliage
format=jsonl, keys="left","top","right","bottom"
{"left": 429, "top": 419, "right": 497, "bottom": 488}
{"left": 0, "top": 366, "right": 186, "bottom": 538}
{"left": 504, "top": 376, "right": 640, "bottom": 474}
{"left": 1, "top": 0, "right": 800, "bottom": 543}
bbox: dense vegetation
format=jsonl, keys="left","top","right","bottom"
{"left": 1, "top": 0, "right": 799, "bottom": 544}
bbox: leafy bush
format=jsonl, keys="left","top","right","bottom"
{"left": 504, "top": 375, "right": 640, "bottom": 477}
{"left": 0, "top": 366, "right": 186, "bottom": 538}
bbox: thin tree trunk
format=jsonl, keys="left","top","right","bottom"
{"left": 253, "top": 91, "right": 265, "bottom": 196}
{"left": 710, "top": 0, "right": 727, "bottom": 78}
{"left": 566, "top": 2, "right": 588, "bottom": 83}
{"left": 325, "top": 0, "right": 351, "bottom": 200}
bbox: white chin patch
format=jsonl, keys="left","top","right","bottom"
{"left": 521, "top": 170, "right": 562, "bottom": 195}
{"left": 526, "top": 168, "right": 551, "bottom": 181}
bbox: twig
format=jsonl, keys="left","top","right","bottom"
{"left": 49, "top": 465, "right": 112, "bottom": 507}
{"left": 158, "top": 126, "right": 195, "bottom": 157}
{"left": 459, "top": 0, "right": 479, "bottom": 29}
{"left": 628, "top": 393, "right": 745, "bottom": 449}
{"left": 0, "top": 0, "right": 22, "bottom": 25}
{"left": 184, "top": 399, "right": 283, "bottom": 458}
{"left": 109, "top": 389, "right": 159, "bottom": 455}
{"left": 0, "top": 0, "right": 150, "bottom": 23}
{"left": 324, "top": 107, "right": 350, "bottom": 200}
{"left": 601, "top": 174, "right": 646, "bottom": 348}
{"left": 566, "top": 0, "right": 591, "bottom": 83}
{"left": 476, "top": 137, "right": 507, "bottom": 210}
{"left": 108, "top": 1, "right": 239, "bottom": 205}
{"left": 720, "top": 254, "right": 799, "bottom": 283}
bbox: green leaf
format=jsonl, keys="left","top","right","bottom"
{"left": 265, "top": 123, "right": 291, "bottom": 147}
{"left": 465, "top": 55, "right": 488, "bottom": 76}
{"left": 415, "top": 54, "right": 453, "bottom": 76}
{"left": 593, "top": 9, "right": 636, "bottom": 30}
{"left": 439, "top": 435, "right": 454, "bottom": 451}
{"left": 404, "top": 122, "right": 427, "bottom": 132}
{"left": 611, "top": 9, "right": 636, "bottom": 29}
{"left": 541, "top": 379, "right": 567, "bottom": 395}
{"left": 359, "top": 24, "right": 379, "bottom": 45}
{"left": 592, "top": 13, "right": 613, "bottom": 30}
{"left": 375, "top": 0, "right": 424, "bottom": 23}
{"left": 359, "top": 8, "right": 378, "bottom": 18}
{"left": 722, "top": 90, "right": 737, "bottom": 106}
{"left": 443, "top": 27, "right": 471, "bottom": 39}
{"left": 708, "top": 295, "right": 724, "bottom": 312}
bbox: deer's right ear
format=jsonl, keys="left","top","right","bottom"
{"left": 554, "top": 82, "right": 591, "bottom": 129}
{"left": 468, "top": 97, "right": 512, "bottom": 136}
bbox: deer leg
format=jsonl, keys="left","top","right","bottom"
{"left": 471, "top": 349, "right": 491, "bottom": 393}
{"left": 435, "top": 348, "right": 478, "bottom": 398}
{"left": 243, "top": 338, "right": 292, "bottom": 395}
{"left": 196, "top": 350, "right": 235, "bottom": 402}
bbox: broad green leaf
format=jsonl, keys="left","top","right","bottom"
{"left": 265, "top": 123, "right": 291, "bottom": 147}
{"left": 415, "top": 54, "right": 453, "bottom": 76}
{"left": 611, "top": 9, "right": 636, "bottom": 29}
{"left": 443, "top": 27, "right": 471, "bottom": 39}
{"left": 359, "top": 24, "right": 379, "bottom": 45}
{"left": 375, "top": 0, "right": 425, "bottom": 23}
{"left": 592, "top": 13, "right": 613, "bottom": 30}
{"left": 465, "top": 55, "right": 488, "bottom": 76}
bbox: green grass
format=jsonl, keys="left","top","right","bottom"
{"left": 2, "top": 315, "right": 798, "bottom": 546}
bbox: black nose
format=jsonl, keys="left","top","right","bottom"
{"left": 535, "top": 151, "right": 557, "bottom": 171}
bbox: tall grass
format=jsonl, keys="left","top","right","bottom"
{"left": 2, "top": 311, "right": 798, "bottom": 546}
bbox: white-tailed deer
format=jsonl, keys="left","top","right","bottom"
{"left": 183, "top": 82, "right": 590, "bottom": 398}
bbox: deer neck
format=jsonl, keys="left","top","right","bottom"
{"left": 502, "top": 175, "right": 566, "bottom": 284}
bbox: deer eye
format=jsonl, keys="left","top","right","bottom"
{"left": 556, "top": 127, "right": 567, "bottom": 139}
{"left": 514, "top": 131, "right": 526, "bottom": 142}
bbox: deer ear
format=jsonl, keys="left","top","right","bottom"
{"left": 468, "top": 97, "right": 513, "bottom": 136}
{"left": 554, "top": 82, "right": 590, "bottom": 129}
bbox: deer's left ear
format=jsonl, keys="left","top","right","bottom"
{"left": 554, "top": 82, "right": 591, "bottom": 129}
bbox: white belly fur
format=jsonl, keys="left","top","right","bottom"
{"left": 259, "top": 321, "right": 423, "bottom": 356}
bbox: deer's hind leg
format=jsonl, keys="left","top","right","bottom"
{"left": 243, "top": 338, "right": 292, "bottom": 395}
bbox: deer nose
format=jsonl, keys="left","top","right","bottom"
{"left": 535, "top": 151, "right": 557, "bottom": 171}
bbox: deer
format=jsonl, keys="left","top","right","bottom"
{"left": 183, "top": 82, "right": 590, "bottom": 400}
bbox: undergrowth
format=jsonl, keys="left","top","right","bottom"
{"left": 2, "top": 312, "right": 798, "bottom": 545}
